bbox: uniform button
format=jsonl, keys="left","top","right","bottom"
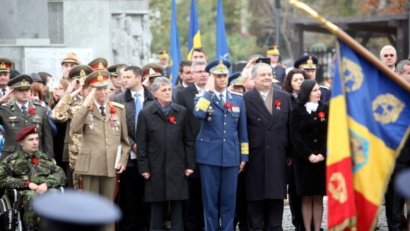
{"left": 224, "top": 123, "right": 226, "bottom": 125}
{"left": 224, "top": 131, "right": 226, "bottom": 133}
{"left": 314, "top": 117, "right": 317, "bottom": 120}
{"left": 106, "top": 139, "right": 108, "bottom": 141}
{"left": 106, "top": 132, "right": 108, "bottom": 134}
{"left": 201, "top": 139, "right": 203, "bottom": 141}
{"left": 223, "top": 139, "right": 226, "bottom": 142}
{"left": 225, "top": 115, "right": 227, "bottom": 117}
{"left": 314, "top": 139, "right": 317, "bottom": 142}
{"left": 106, "top": 146, "right": 108, "bottom": 148}
{"left": 26, "top": 120, "right": 28, "bottom": 122}
{"left": 266, "top": 131, "right": 268, "bottom": 134}
{"left": 267, "top": 145, "right": 270, "bottom": 148}
{"left": 258, "top": 118, "right": 260, "bottom": 121}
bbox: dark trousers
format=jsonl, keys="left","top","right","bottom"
{"left": 234, "top": 172, "right": 248, "bottom": 231}
{"left": 119, "top": 160, "right": 150, "bottom": 231}
{"left": 184, "top": 178, "right": 204, "bottom": 231}
{"left": 150, "top": 200, "right": 183, "bottom": 231}
{"left": 289, "top": 194, "right": 303, "bottom": 230}
{"left": 247, "top": 199, "right": 284, "bottom": 231}
{"left": 385, "top": 162, "right": 409, "bottom": 231}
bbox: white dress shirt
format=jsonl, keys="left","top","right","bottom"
{"left": 213, "top": 89, "right": 227, "bottom": 102}
{"left": 93, "top": 99, "right": 107, "bottom": 115}
{"left": 16, "top": 101, "right": 29, "bottom": 112}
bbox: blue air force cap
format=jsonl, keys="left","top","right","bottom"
{"left": 228, "top": 72, "right": 243, "bottom": 86}
{"left": 294, "top": 55, "right": 318, "bottom": 69}
{"left": 205, "top": 59, "right": 231, "bottom": 75}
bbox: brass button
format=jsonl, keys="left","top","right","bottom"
{"left": 201, "top": 139, "right": 203, "bottom": 141}
{"left": 223, "top": 139, "right": 226, "bottom": 142}
{"left": 106, "top": 132, "right": 108, "bottom": 134}
{"left": 224, "top": 131, "right": 226, "bottom": 133}
{"left": 106, "top": 139, "right": 108, "bottom": 141}
{"left": 106, "top": 146, "right": 108, "bottom": 148}
{"left": 224, "top": 123, "right": 226, "bottom": 125}
{"left": 26, "top": 120, "right": 28, "bottom": 122}
{"left": 225, "top": 115, "right": 227, "bottom": 117}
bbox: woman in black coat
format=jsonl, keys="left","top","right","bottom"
{"left": 290, "top": 80, "right": 329, "bottom": 231}
{"left": 281, "top": 69, "right": 308, "bottom": 108}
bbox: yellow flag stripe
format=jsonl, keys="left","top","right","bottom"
{"left": 187, "top": 32, "right": 202, "bottom": 60}
{"left": 241, "top": 143, "right": 249, "bottom": 155}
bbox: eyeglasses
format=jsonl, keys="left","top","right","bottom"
{"left": 193, "top": 71, "right": 207, "bottom": 74}
{"left": 384, "top": 54, "right": 395, "bottom": 58}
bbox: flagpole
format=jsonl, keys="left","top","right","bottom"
{"left": 289, "top": 0, "right": 410, "bottom": 94}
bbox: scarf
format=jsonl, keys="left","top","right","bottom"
{"left": 291, "top": 91, "right": 298, "bottom": 99}
{"left": 155, "top": 100, "right": 173, "bottom": 118}
{"left": 304, "top": 102, "right": 319, "bottom": 114}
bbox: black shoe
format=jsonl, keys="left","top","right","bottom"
{"left": 24, "top": 224, "right": 36, "bottom": 231}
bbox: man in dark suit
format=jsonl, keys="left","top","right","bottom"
{"left": 113, "top": 66, "right": 155, "bottom": 231}
{"left": 175, "top": 59, "right": 208, "bottom": 231}
{"left": 243, "top": 63, "right": 292, "bottom": 230}
{"left": 172, "top": 60, "right": 193, "bottom": 100}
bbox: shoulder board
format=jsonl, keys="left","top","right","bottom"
{"left": 1, "top": 103, "right": 12, "bottom": 108}
{"left": 195, "top": 94, "right": 203, "bottom": 97}
{"left": 111, "top": 102, "right": 124, "bottom": 109}
{"left": 320, "top": 85, "right": 329, "bottom": 90}
{"left": 278, "top": 63, "right": 287, "bottom": 68}
{"left": 229, "top": 92, "right": 243, "bottom": 97}
{"left": 33, "top": 102, "right": 45, "bottom": 107}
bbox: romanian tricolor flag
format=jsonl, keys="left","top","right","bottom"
{"left": 187, "top": 0, "right": 201, "bottom": 60}
{"left": 327, "top": 39, "right": 410, "bottom": 230}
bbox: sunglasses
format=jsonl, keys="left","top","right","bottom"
{"left": 383, "top": 54, "right": 395, "bottom": 58}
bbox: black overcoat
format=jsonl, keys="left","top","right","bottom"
{"left": 290, "top": 102, "right": 328, "bottom": 196}
{"left": 136, "top": 102, "right": 195, "bottom": 202}
{"left": 243, "top": 87, "right": 291, "bottom": 201}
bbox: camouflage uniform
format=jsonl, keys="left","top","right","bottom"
{"left": 0, "top": 150, "right": 66, "bottom": 226}
{"left": 50, "top": 92, "right": 84, "bottom": 189}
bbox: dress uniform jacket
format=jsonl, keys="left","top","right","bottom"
{"left": 243, "top": 87, "right": 291, "bottom": 201}
{"left": 272, "top": 64, "right": 286, "bottom": 87}
{"left": 194, "top": 91, "right": 249, "bottom": 166}
{"left": 71, "top": 102, "right": 130, "bottom": 177}
{"left": 0, "top": 102, "right": 53, "bottom": 161}
{"left": 320, "top": 87, "right": 331, "bottom": 103}
{"left": 290, "top": 102, "right": 328, "bottom": 196}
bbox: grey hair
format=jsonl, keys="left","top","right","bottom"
{"left": 152, "top": 77, "right": 171, "bottom": 92}
{"left": 242, "top": 68, "right": 252, "bottom": 81}
{"left": 191, "top": 59, "right": 207, "bottom": 72}
{"left": 380, "top": 45, "right": 397, "bottom": 57}
{"left": 251, "top": 63, "right": 272, "bottom": 78}
{"left": 396, "top": 60, "right": 410, "bottom": 73}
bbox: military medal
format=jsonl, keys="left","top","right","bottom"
{"left": 88, "top": 114, "right": 94, "bottom": 123}
{"left": 207, "top": 117, "right": 212, "bottom": 121}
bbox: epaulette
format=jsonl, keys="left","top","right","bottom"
{"left": 111, "top": 102, "right": 124, "bottom": 109}
{"left": 33, "top": 102, "right": 45, "bottom": 107}
{"left": 320, "top": 85, "right": 330, "bottom": 90}
{"left": 195, "top": 94, "right": 203, "bottom": 97}
{"left": 278, "top": 63, "right": 287, "bottom": 68}
{"left": 229, "top": 92, "right": 243, "bottom": 97}
{"left": 1, "top": 103, "right": 12, "bottom": 108}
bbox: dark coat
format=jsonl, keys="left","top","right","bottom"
{"left": 243, "top": 87, "right": 291, "bottom": 201}
{"left": 290, "top": 102, "right": 328, "bottom": 196}
{"left": 175, "top": 83, "right": 202, "bottom": 178}
{"left": 136, "top": 102, "right": 195, "bottom": 202}
{"left": 113, "top": 86, "right": 155, "bottom": 168}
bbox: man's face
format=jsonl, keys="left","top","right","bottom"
{"left": 147, "top": 77, "right": 158, "bottom": 91}
{"left": 214, "top": 74, "right": 228, "bottom": 90}
{"left": 232, "top": 86, "right": 244, "bottom": 94}
{"left": 81, "top": 84, "right": 90, "bottom": 97}
{"left": 0, "top": 72, "right": 10, "bottom": 86}
{"left": 380, "top": 49, "right": 397, "bottom": 68}
{"left": 267, "top": 54, "right": 279, "bottom": 64}
{"left": 153, "top": 84, "right": 172, "bottom": 104}
{"left": 303, "top": 69, "right": 316, "bottom": 80}
{"left": 13, "top": 89, "right": 31, "bottom": 103}
{"left": 254, "top": 66, "right": 273, "bottom": 89}
{"left": 179, "top": 66, "right": 193, "bottom": 85}
{"left": 242, "top": 77, "right": 255, "bottom": 92}
{"left": 192, "top": 64, "right": 208, "bottom": 87}
{"left": 110, "top": 75, "right": 122, "bottom": 89}
{"left": 191, "top": 51, "right": 207, "bottom": 62}
{"left": 159, "top": 58, "right": 168, "bottom": 66}
{"left": 93, "top": 86, "right": 109, "bottom": 104}
{"left": 20, "top": 134, "right": 39, "bottom": 154}
{"left": 62, "top": 62, "right": 77, "bottom": 79}
{"left": 398, "top": 64, "right": 410, "bottom": 83}
{"left": 122, "top": 70, "right": 141, "bottom": 90}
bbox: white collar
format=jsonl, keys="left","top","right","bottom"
{"left": 194, "top": 83, "right": 204, "bottom": 94}
{"left": 93, "top": 99, "right": 107, "bottom": 109}
{"left": 16, "top": 101, "right": 29, "bottom": 110}
{"left": 260, "top": 89, "right": 269, "bottom": 96}
{"left": 182, "top": 82, "right": 188, "bottom": 88}
{"left": 304, "top": 102, "right": 319, "bottom": 114}
{"left": 213, "top": 89, "right": 227, "bottom": 100}
{"left": 131, "top": 87, "right": 144, "bottom": 98}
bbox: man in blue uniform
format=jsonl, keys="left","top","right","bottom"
{"left": 267, "top": 44, "right": 286, "bottom": 87}
{"left": 228, "top": 72, "right": 245, "bottom": 94}
{"left": 294, "top": 55, "right": 330, "bottom": 103}
{"left": 194, "top": 59, "right": 249, "bottom": 231}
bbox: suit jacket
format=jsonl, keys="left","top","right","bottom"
{"left": 175, "top": 84, "right": 201, "bottom": 177}
{"left": 172, "top": 84, "right": 183, "bottom": 101}
{"left": 0, "top": 101, "right": 53, "bottom": 161}
{"left": 194, "top": 91, "right": 249, "bottom": 167}
{"left": 136, "top": 102, "right": 195, "bottom": 202}
{"left": 71, "top": 102, "right": 131, "bottom": 177}
{"left": 113, "top": 86, "right": 155, "bottom": 167}
{"left": 243, "top": 87, "right": 291, "bottom": 200}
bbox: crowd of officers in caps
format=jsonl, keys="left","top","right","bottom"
{"left": 0, "top": 43, "right": 408, "bottom": 231}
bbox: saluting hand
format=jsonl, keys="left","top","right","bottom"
{"left": 70, "top": 85, "right": 83, "bottom": 99}
{"left": 0, "top": 89, "right": 13, "bottom": 103}
{"left": 82, "top": 88, "right": 96, "bottom": 107}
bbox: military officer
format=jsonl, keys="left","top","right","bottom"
{"left": 228, "top": 72, "right": 245, "bottom": 94}
{"left": 0, "top": 126, "right": 66, "bottom": 230}
{"left": 0, "top": 58, "right": 15, "bottom": 104}
{"left": 267, "top": 44, "right": 287, "bottom": 86}
{"left": 50, "top": 65, "right": 92, "bottom": 189}
{"left": 71, "top": 70, "right": 130, "bottom": 231}
{"left": 107, "top": 63, "right": 126, "bottom": 101}
{"left": 194, "top": 59, "right": 249, "bottom": 231}
{"left": 294, "top": 55, "right": 331, "bottom": 103}
{"left": 158, "top": 49, "right": 172, "bottom": 79}
{"left": 0, "top": 75, "right": 53, "bottom": 161}
{"left": 141, "top": 63, "right": 164, "bottom": 91}
{"left": 88, "top": 57, "right": 109, "bottom": 71}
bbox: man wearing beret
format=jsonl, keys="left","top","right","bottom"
{"left": 51, "top": 65, "right": 93, "bottom": 189}
{"left": 61, "top": 52, "right": 80, "bottom": 84}
{"left": 141, "top": 63, "right": 164, "bottom": 91}
{"left": 0, "top": 58, "right": 15, "bottom": 104}
{"left": 71, "top": 70, "right": 130, "bottom": 231}
{"left": 0, "top": 75, "right": 53, "bottom": 161}
{"left": 0, "top": 126, "right": 67, "bottom": 231}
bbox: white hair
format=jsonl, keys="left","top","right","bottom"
{"left": 242, "top": 68, "right": 252, "bottom": 81}
{"left": 251, "top": 63, "right": 272, "bottom": 78}
{"left": 152, "top": 77, "right": 171, "bottom": 92}
{"left": 380, "top": 45, "right": 397, "bottom": 57}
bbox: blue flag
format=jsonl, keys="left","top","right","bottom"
{"left": 187, "top": 0, "right": 202, "bottom": 60}
{"left": 216, "top": 0, "right": 230, "bottom": 72}
{"left": 170, "top": 0, "right": 182, "bottom": 86}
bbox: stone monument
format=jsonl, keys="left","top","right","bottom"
{"left": 0, "top": 0, "right": 151, "bottom": 75}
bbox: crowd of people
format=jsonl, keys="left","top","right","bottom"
{"left": 0, "top": 43, "right": 408, "bottom": 231}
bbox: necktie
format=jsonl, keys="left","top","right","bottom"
{"left": 100, "top": 106, "right": 106, "bottom": 117}
{"left": 2, "top": 89, "right": 6, "bottom": 96}
{"left": 262, "top": 94, "right": 267, "bottom": 101}
{"left": 219, "top": 94, "right": 225, "bottom": 108}
{"left": 21, "top": 106, "right": 27, "bottom": 117}
{"left": 135, "top": 93, "right": 142, "bottom": 127}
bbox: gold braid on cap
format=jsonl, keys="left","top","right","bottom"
{"left": 299, "top": 56, "right": 316, "bottom": 69}
{"left": 231, "top": 76, "right": 243, "bottom": 86}
{"left": 210, "top": 60, "right": 229, "bottom": 73}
